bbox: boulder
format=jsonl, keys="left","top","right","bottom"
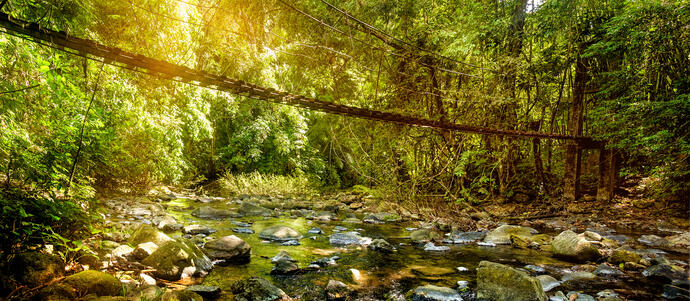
{"left": 368, "top": 239, "right": 395, "bottom": 253}
{"left": 191, "top": 206, "right": 240, "bottom": 219}
{"left": 185, "top": 285, "right": 221, "bottom": 299}
{"left": 239, "top": 202, "right": 272, "bottom": 216}
{"left": 128, "top": 224, "right": 174, "bottom": 247}
{"left": 258, "top": 225, "right": 302, "bottom": 241}
{"left": 536, "top": 275, "right": 560, "bottom": 292}
{"left": 160, "top": 290, "right": 204, "bottom": 301}
{"left": 410, "top": 285, "right": 464, "bottom": 301}
{"left": 608, "top": 247, "right": 641, "bottom": 264}
{"left": 63, "top": 270, "right": 122, "bottom": 296}
{"left": 423, "top": 242, "right": 450, "bottom": 252}
{"left": 141, "top": 239, "right": 212, "bottom": 280}
{"left": 329, "top": 232, "right": 372, "bottom": 246}
{"left": 111, "top": 245, "right": 134, "bottom": 261}
{"left": 551, "top": 230, "right": 601, "bottom": 262}
{"left": 271, "top": 259, "right": 299, "bottom": 275}
{"left": 561, "top": 271, "right": 596, "bottom": 282}
{"left": 203, "top": 235, "right": 251, "bottom": 265}
{"left": 484, "top": 225, "right": 536, "bottom": 245}
{"left": 326, "top": 280, "right": 351, "bottom": 301}
{"left": 410, "top": 229, "right": 440, "bottom": 243}
{"left": 593, "top": 263, "right": 623, "bottom": 276}
{"left": 271, "top": 251, "right": 295, "bottom": 263}
{"left": 666, "top": 232, "right": 690, "bottom": 254}
{"left": 9, "top": 252, "right": 63, "bottom": 286}
{"left": 132, "top": 242, "right": 159, "bottom": 261}
{"left": 36, "top": 283, "right": 77, "bottom": 300}
{"left": 447, "top": 231, "right": 486, "bottom": 244}
{"left": 183, "top": 224, "right": 215, "bottom": 235}
{"left": 476, "top": 261, "right": 547, "bottom": 301}
{"left": 638, "top": 234, "right": 670, "bottom": 248}
{"left": 642, "top": 264, "right": 687, "bottom": 283}
{"left": 230, "top": 277, "right": 289, "bottom": 301}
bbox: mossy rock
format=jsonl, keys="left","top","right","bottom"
{"left": 36, "top": 283, "right": 76, "bottom": 301}
{"left": 160, "top": 290, "right": 204, "bottom": 301}
{"left": 551, "top": 230, "right": 601, "bottom": 262}
{"left": 510, "top": 234, "right": 531, "bottom": 249}
{"left": 476, "top": 261, "right": 547, "bottom": 301}
{"left": 141, "top": 239, "right": 212, "bottom": 281}
{"left": 230, "top": 277, "right": 288, "bottom": 301}
{"left": 10, "top": 252, "right": 64, "bottom": 287}
{"left": 608, "top": 247, "right": 641, "bottom": 264}
{"left": 64, "top": 270, "right": 122, "bottom": 296}
{"left": 258, "top": 225, "right": 302, "bottom": 241}
{"left": 409, "top": 229, "right": 439, "bottom": 243}
{"left": 484, "top": 225, "right": 535, "bottom": 245}
{"left": 128, "top": 224, "right": 173, "bottom": 247}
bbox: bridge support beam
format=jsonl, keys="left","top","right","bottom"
{"left": 596, "top": 147, "right": 617, "bottom": 202}
{"left": 563, "top": 141, "right": 582, "bottom": 202}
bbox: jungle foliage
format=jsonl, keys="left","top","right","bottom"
{"left": 0, "top": 0, "right": 688, "bottom": 233}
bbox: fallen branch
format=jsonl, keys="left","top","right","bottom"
{"left": 0, "top": 84, "right": 39, "bottom": 95}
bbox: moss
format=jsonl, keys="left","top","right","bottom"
{"left": 63, "top": 270, "right": 122, "bottom": 297}
{"left": 609, "top": 248, "right": 641, "bottom": 264}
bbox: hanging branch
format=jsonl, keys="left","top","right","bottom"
{"left": 66, "top": 60, "right": 105, "bottom": 195}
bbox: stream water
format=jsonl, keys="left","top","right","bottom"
{"left": 113, "top": 194, "right": 687, "bottom": 300}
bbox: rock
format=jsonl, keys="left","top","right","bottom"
{"left": 510, "top": 234, "right": 531, "bottom": 249}
{"left": 566, "top": 291, "right": 596, "bottom": 301}
{"left": 280, "top": 240, "right": 300, "bottom": 246}
{"left": 203, "top": 235, "right": 251, "bottom": 265}
{"left": 258, "top": 225, "right": 302, "bottom": 241}
{"left": 101, "top": 240, "right": 122, "bottom": 249}
{"left": 161, "top": 290, "right": 204, "bottom": 301}
{"left": 185, "top": 285, "right": 221, "bottom": 299}
{"left": 271, "top": 251, "right": 295, "bottom": 263}
{"left": 183, "top": 224, "right": 215, "bottom": 235}
{"left": 349, "top": 202, "right": 363, "bottom": 210}
{"left": 457, "top": 280, "right": 469, "bottom": 291}
{"left": 423, "top": 242, "right": 450, "bottom": 252}
{"left": 36, "top": 283, "right": 77, "bottom": 300}
{"left": 233, "top": 227, "right": 255, "bottom": 234}
{"left": 642, "top": 264, "right": 687, "bottom": 283}
{"left": 230, "top": 277, "right": 289, "bottom": 301}
{"left": 307, "top": 227, "right": 323, "bottom": 234}
{"left": 368, "top": 239, "right": 395, "bottom": 253}
{"left": 551, "top": 230, "right": 601, "bottom": 262}
{"left": 156, "top": 215, "right": 179, "bottom": 230}
{"left": 9, "top": 252, "right": 64, "bottom": 286}
{"left": 550, "top": 291, "right": 567, "bottom": 301}
{"left": 191, "top": 206, "right": 240, "bottom": 219}
{"left": 271, "top": 258, "right": 300, "bottom": 274}
{"left": 662, "top": 284, "right": 690, "bottom": 300}
{"left": 111, "top": 245, "right": 134, "bottom": 260}
{"left": 329, "top": 232, "right": 372, "bottom": 246}
{"left": 131, "top": 242, "right": 159, "bottom": 261}
{"left": 666, "top": 232, "right": 690, "bottom": 254}
{"left": 447, "top": 231, "right": 486, "bottom": 244}
{"left": 374, "top": 212, "right": 401, "bottom": 222}
{"left": 410, "top": 285, "right": 464, "bottom": 301}
{"left": 484, "top": 225, "right": 535, "bottom": 245}
{"left": 476, "top": 261, "right": 547, "bottom": 301}
{"left": 477, "top": 242, "right": 496, "bottom": 247}
{"left": 362, "top": 214, "right": 384, "bottom": 224}
{"left": 583, "top": 231, "right": 602, "bottom": 241}
{"left": 524, "top": 265, "right": 546, "bottom": 274}
{"left": 608, "top": 247, "right": 641, "bottom": 264}
{"left": 311, "top": 256, "right": 340, "bottom": 267}
{"left": 342, "top": 217, "right": 362, "bottom": 223}
{"left": 239, "top": 202, "right": 271, "bottom": 216}
{"left": 139, "top": 273, "right": 156, "bottom": 286}
{"left": 128, "top": 224, "right": 174, "bottom": 247}
{"left": 638, "top": 234, "right": 670, "bottom": 248}
{"left": 561, "top": 271, "right": 596, "bottom": 282}
{"left": 326, "top": 280, "right": 351, "bottom": 300}
{"left": 593, "top": 263, "right": 623, "bottom": 276}
{"left": 410, "top": 229, "right": 440, "bottom": 243}
{"left": 333, "top": 226, "right": 349, "bottom": 232}
{"left": 141, "top": 239, "right": 212, "bottom": 280}
{"left": 64, "top": 270, "right": 122, "bottom": 296}
{"left": 457, "top": 267, "right": 469, "bottom": 272}
{"left": 536, "top": 275, "right": 560, "bottom": 292}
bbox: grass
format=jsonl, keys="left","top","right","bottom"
{"left": 217, "top": 171, "right": 317, "bottom": 197}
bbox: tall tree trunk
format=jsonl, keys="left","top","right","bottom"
{"left": 563, "top": 54, "right": 589, "bottom": 201}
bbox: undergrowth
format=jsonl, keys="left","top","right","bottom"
{"left": 217, "top": 171, "right": 317, "bottom": 197}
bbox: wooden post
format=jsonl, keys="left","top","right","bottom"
{"left": 563, "top": 54, "right": 588, "bottom": 202}
{"left": 564, "top": 141, "right": 582, "bottom": 201}
{"left": 597, "top": 147, "right": 616, "bottom": 201}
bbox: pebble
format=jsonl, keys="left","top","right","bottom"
{"left": 457, "top": 266, "right": 469, "bottom": 272}
{"left": 477, "top": 242, "right": 496, "bottom": 247}
{"left": 280, "top": 240, "right": 300, "bottom": 246}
